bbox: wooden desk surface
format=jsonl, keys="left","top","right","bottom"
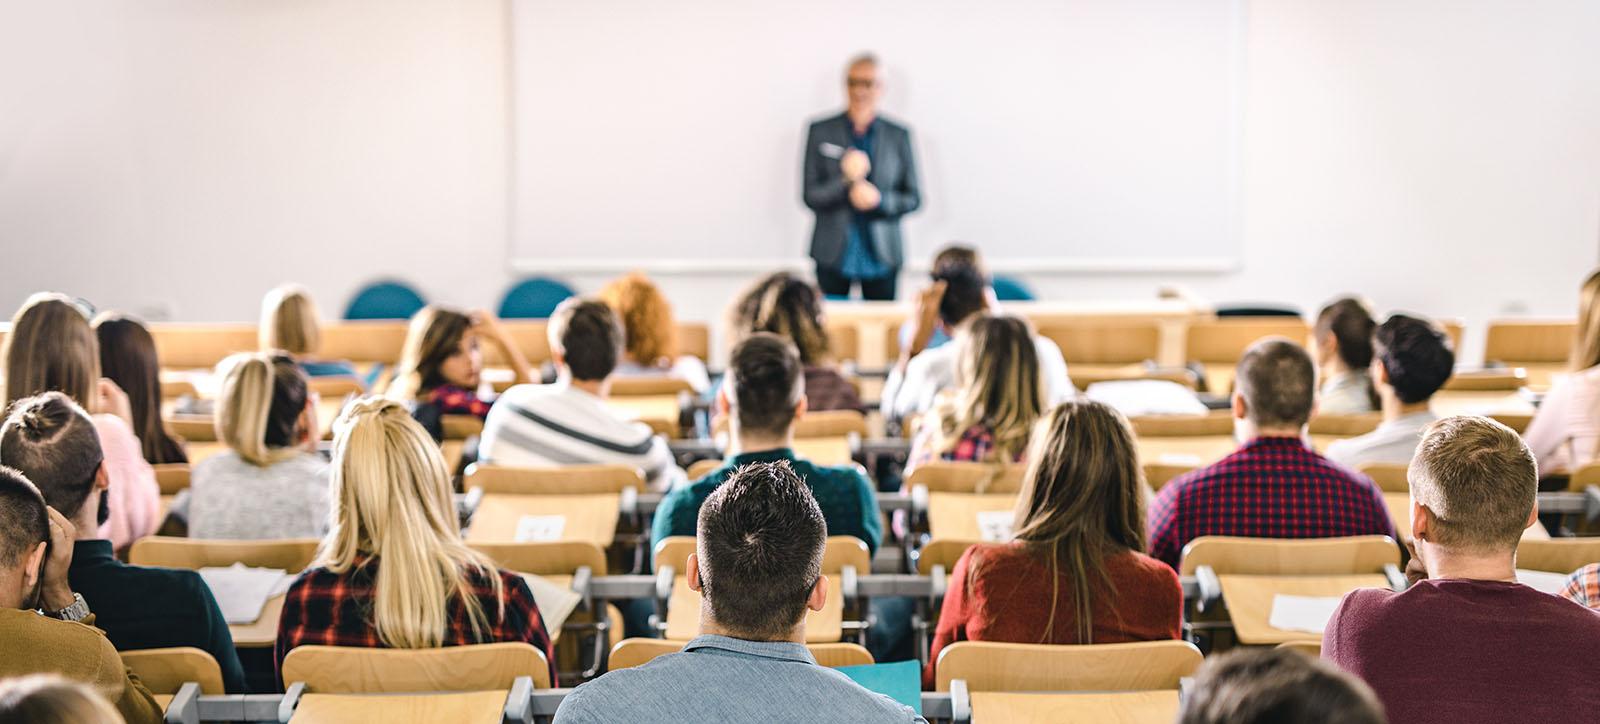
{"left": 927, "top": 493, "right": 1018, "bottom": 541}
{"left": 1136, "top": 437, "right": 1237, "bottom": 467}
{"left": 606, "top": 396, "right": 681, "bottom": 438}
{"left": 231, "top": 593, "right": 286, "bottom": 649}
{"left": 154, "top": 694, "right": 174, "bottom": 713}
{"left": 792, "top": 437, "right": 854, "bottom": 467}
{"left": 1218, "top": 574, "right": 1388, "bottom": 645}
{"left": 665, "top": 575, "right": 843, "bottom": 643}
{"left": 1433, "top": 391, "right": 1536, "bottom": 418}
{"left": 466, "top": 493, "right": 621, "bottom": 547}
{"left": 290, "top": 690, "right": 507, "bottom": 724}
{"left": 970, "top": 690, "right": 1180, "bottom": 724}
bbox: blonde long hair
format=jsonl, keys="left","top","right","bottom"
{"left": 931, "top": 315, "right": 1043, "bottom": 461}
{"left": 260, "top": 284, "right": 322, "bottom": 356}
{"left": 1570, "top": 268, "right": 1600, "bottom": 371}
{"left": 3, "top": 293, "right": 100, "bottom": 412}
{"left": 316, "top": 397, "right": 503, "bottom": 648}
{"left": 214, "top": 352, "right": 308, "bottom": 467}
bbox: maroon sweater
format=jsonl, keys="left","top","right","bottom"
{"left": 926, "top": 543, "right": 1182, "bottom": 688}
{"left": 1324, "top": 579, "right": 1600, "bottom": 724}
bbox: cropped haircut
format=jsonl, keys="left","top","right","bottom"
{"left": 931, "top": 245, "right": 988, "bottom": 328}
{"left": 727, "top": 333, "right": 804, "bottom": 437}
{"left": 1179, "top": 648, "right": 1386, "bottom": 724}
{"left": 0, "top": 467, "right": 48, "bottom": 570}
{"left": 1374, "top": 314, "right": 1455, "bottom": 404}
{"left": 547, "top": 298, "right": 623, "bottom": 382}
{"left": 0, "top": 393, "right": 104, "bottom": 520}
{"left": 1236, "top": 338, "right": 1316, "bottom": 428}
{"left": 215, "top": 352, "right": 308, "bottom": 466}
{"left": 696, "top": 460, "right": 825, "bottom": 640}
{"left": 1315, "top": 297, "right": 1377, "bottom": 371}
{"left": 1409, "top": 416, "right": 1537, "bottom": 553}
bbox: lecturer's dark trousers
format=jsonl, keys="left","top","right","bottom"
{"left": 815, "top": 265, "right": 898, "bottom": 301}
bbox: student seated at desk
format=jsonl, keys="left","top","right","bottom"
{"left": 883, "top": 245, "right": 1072, "bottom": 424}
{"left": 1323, "top": 416, "right": 1600, "bottom": 722}
{"left": 598, "top": 272, "right": 710, "bottom": 394}
{"left": 1147, "top": 338, "right": 1395, "bottom": 570}
{"left": 1180, "top": 648, "right": 1385, "bottom": 724}
{"left": 260, "top": 284, "right": 360, "bottom": 380}
{"left": 188, "top": 353, "right": 328, "bottom": 540}
{"left": 653, "top": 333, "right": 881, "bottom": 558}
{"left": 479, "top": 298, "right": 681, "bottom": 490}
{"left": 1327, "top": 314, "right": 1455, "bottom": 468}
{"left": 1523, "top": 267, "right": 1600, "bottom": 476}
{"left": 4, "top": 292, "right": 159, "bottom": 550}
{"left": 0, "top": 392, "right": 245, "bottom": 692}
{"left": 382, "top": 305, "right": 535, "bottom": 441}
{"left": 729, "top": 272, "right": 865, "bottom": 413}
{"left": 1313, "top": 297, "right": 1379, "bottom": 414}
{"left": 0, "top": 469, "right": 163, "bottom": 724}
{"left": 275, "top": 399, "right": 556, "bottom": 686}
{"left": 93, "top": 313, "right": 189, "bottom": 465}
{"left": 556, "top": 461, "right": 922, "bottom": 723}
{"left": 906, "top": 315, "right": 1043, "bottom": 475}
{"left": 0, "top": 675, "right": 126, "bottom": 724}
{"left": 926, "top": 400, "right": 1181, "bottom": 688}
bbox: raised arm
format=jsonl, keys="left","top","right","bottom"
{"left": 472, "top": 311, "right": 536, "bottom": 386}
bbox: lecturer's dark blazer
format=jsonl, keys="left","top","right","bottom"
{"left": 802, "top": 113, "right": 922, "bottom": 271}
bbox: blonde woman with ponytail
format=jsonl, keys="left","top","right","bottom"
{"left": 187, "top": 352, "right": 329, "bottom": 539}
{"left": 906, "top": 314, "right": 1044, "bottom": 474}
{"left": 924, "top": 400, "right": 1182, "bottom": 687}
{"left": 274, "top": 398, "right": 555, "bottom": 683}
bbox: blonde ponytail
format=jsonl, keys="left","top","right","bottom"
{"left": 215, "top": 352, "right": 305, "bottom": 467}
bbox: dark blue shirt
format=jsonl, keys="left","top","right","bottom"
{"left": 841, "top": 118, "right": 891, "bottom": 281}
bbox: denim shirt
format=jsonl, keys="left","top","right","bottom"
{"left": 553, "top": 634, "right": 925, "bottom": 723}
{"left": 841, "top": 118, "right": 891, "bottom": 280}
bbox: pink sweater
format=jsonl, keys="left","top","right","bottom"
{"left": 92, "top": 414, "right": 160, "bottom": 548}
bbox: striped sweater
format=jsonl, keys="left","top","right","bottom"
{"left": 478, "top": 381, "right": 682, "bottom": 490}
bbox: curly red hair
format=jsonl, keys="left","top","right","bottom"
{"left": 599, "top": 272, "right": 677, "bottom": 365}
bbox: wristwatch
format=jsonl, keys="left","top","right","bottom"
{"left": 47, "top": 593, "right": 90, "bottom": 623}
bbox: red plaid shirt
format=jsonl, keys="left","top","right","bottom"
{"left": 1562, "top": 564, "right": 1600, "bottom": 610}
{"left": 428, "top": 384, "right": 492, "bottom": 418}
{"left": 274, "top": 557, "right": 557, "bottom": 686}
{"left": 1147, "top": 436, "right": 1398, "bottom": 570}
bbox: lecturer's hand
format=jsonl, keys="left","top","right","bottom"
{"left": 841, "top": 149, "right": 871, "bottom": 182}
{"left": 849, "top": 181, "right": 881, "bottom": 211}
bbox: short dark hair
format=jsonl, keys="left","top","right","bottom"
{"left": 932, "top": 245, "right": 987, "bottom": 328}
{"left": 0, "top": 393, "right": 103, "bottom": 520}
{"left": 1180, "top": 648, "right": 1386, "bottom": 724}
{"left": 549, "top": 298, "right": 623, "bottom": 382}
{"left": 1315, "top": 297, "right": 1377, "bottom": 371}
{"left": 727, "top": 333, "right": 803, "bottom": 437}
{"left": 1374, "top": 315, "right": 1454, "bottom": 404}
{"left": 1410, "top": 416, "right": 1537, "bottom": 552}
{"left": 1237, "top": 338, "right": 1316, "bottom": 427}
{"left": 0, "top": 467, "right": 48, "bottom": 570}
{"left": 696, "top": 460, "right": 825, "bottom": 639}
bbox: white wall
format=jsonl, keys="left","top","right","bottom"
{"left": 2, "top": 0, "right": 1597, "bottom": 364}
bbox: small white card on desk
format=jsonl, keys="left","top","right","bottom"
{"left": 976, "top": 511, "right": 1013, "bottom": 542}
{"left": 1516, "top": 569, "right": 1570, "bottom": 595}
{"left": 198, "top": 563, "right": 289, "bottom": 625}
{"left": 515, "top": 515, "right": 566, "bottom": 542}
{"left": 1268, "top": 594, "right": 1343, "bottom": 634}
{"left": 1156, "top": 453, "right": 1203, "bottom": 467}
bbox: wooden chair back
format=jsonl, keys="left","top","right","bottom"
{"left": 120, "top": 647, "right": 225, "bottom": 695}
{"left": 1440, "top": 368, "right": 1527, "bottom": 392}
{"left": 794, "top": 409, "right": 869, "bottom": 438}
{"left": 608, "top": 639, "right": 873, "bottom": 670}
{"left": 1358, "top": 462, "right": 1410, "bottom": 493}
{"left": 150, "top": 324, "right": 257, "bottom": 370}
{"left": 1178, "top": 535, "right": 1400, "bottom": 577}
{"left": 306, "top": 376, "right": 365, "bottom": 399}
{"left": 151, "top": 464, "right": 191, "bottom": 496}
{"left": 1517, "top": 539, "right": 1600, "bottom": 574}
{"left": 654, "top": 535, "right": 869, "bottom": 575}
{"left": 686, "top": 458, "right": 722, "bottom": 479}
{"left": 440, "top": 414, "right": 485, "bottom": 441}
{"left": 676, "top": 322, "right": 711, "bottom": 362}
{"left": 1567, "top": 462, "right": 1600, "bottom": 492}
{"left": 825, "top": 322, "right": 860, "bottom": 364}
{"left": 465, "top": 463, "right": 643, "bottom": 495}
{"left": 1483, "top": 320, "right": 1574, "bottom": 364}
{"left": 1128, "top": 414, "right": 1232, "bottom": 437}
{"left": 469, "top": 541, "right": 608, "bottom": 576}
{"left": 482, "top": 321, "right": 552, "bottom": 367}
{"left": 905, "top": 461, "right": 1026, "bottom": 494}
{"left": 166, "top": 416, "right": 218, "bottom": 443}
{"left": 1184, "top": 318, "right": 1311, "bottom": 364}
{"left": 1142, "top": 461, "right": 1196, "bottom": 490}
{"left": 1308, "top": 413, "right": 1381, "bottom": 437}
{"left": 318, "top": 320, "right": 409, "bottom": 366}
{"left": 281, "top": 642, "right": 551, "bottom": 692}
{"left": 934, "top": 640, "right": 1203, "bottom": 693}
{"left": 128, "top": 537, "right": 320, "bottom": 572}
{"left": 917, "top": 539, "right": 977, "bottom": 574}
{"left": 608, "top": 376, "right": 695, "bottom": 397}
{"left": 1035, "top": 321, "right": 1161, "bottom": 365}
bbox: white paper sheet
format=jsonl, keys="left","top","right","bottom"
{"left": 1267, "top": 594, "right": 1343, "bottom": 634}
{"left": 976, "top": 511, "right": 1013, "bottom": 543}
{"left": 198, "top": 563, "right": 289, "bottom": 625}
{"left": 521, "top": 573, "right": 583, "bottom": 633}
{"left": 515, "top": 515, "right": 566, "bottom": 542}
{"left": 1085, "top": 380, "right": 1209, "bottom": 417}
{"left": 1516, "top": 569, "right": 1570, "bottom": 595}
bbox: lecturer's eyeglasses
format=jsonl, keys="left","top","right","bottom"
{"left": 846, "top": 78, "right": 877, "bottom": 88}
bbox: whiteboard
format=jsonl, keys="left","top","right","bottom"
{"left": 510, "top": 0, "right": 1243, "bottom": 273}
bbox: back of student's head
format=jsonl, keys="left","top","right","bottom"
{"left": 0, "top": 675, "right": 123, "bottom": 724}
{"left": 931, "top": 244, "right": 987, "bottom": 328}
{"left": 1180, "top": 648, "right": 1386, "bottom": 724}
{"left": 939, "top": 314, "right": 1042, "bottom": 460}
{"left": 0, "top": 393, "right": 104, "bottom": 522}
{"left": 4, "top": 293, "right": 99, "bottom": 412}
{"left": 1315, "top": 297, "right": 1377, "bottom": 371}
{"left": 215, "top": 352, "right": 308, "bottom": 467}
{"left": 598, "top": 272, "right": 678, "bottom": 366}
{"left": 1005, "top": 399, "right": 1146, "bottom": 642}
{"left": 1374, "top": 314, "right": 1454, "bottom": 405}
{"left": 548, "top": 298, "right": 624, "bottom": 382}
{"left": 733, "top": 272, "right": 831, "bottom": 366}
{"left": 0, "top": 467, "right": 48, "bottom": 578}
{"left": 260, "top": 284, "right": 323, "bottom": 356}
{"left": 1409, "top": 415, "right": 1536, "bottom": 554}
{"left": 696, "top": 460, "right": 825, "bottom": 639}
{"left": 321, "top": 397, "right": 502, "bottom": 648}
{"left": 1570, "top": 268, "right": 1600, "bottom": 370}
{"left": 1236, "top": 338, "right": 1316, "bottom": 428}
{"left": 388, "top": 305, "right": 475, "bottom": 401}
{"left": 93, "top": 313, "right": 185, "bottom": 465}
{"left": 726, "top": 333, "right": 804, "bottom": 438}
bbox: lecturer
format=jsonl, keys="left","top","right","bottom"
{"left": 802, "top": 53, "right": 922, "bottom": 301}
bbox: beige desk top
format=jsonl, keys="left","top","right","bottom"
{"left": 466, "top": 493, "right": 620, "bottom": 547}
{"left": 1218, "top": 574, "right": 1388, "bottom": 645}
{"left": 289, "top": 690, "right": 507, "bottom": 724}
{"left": 793, "top": 436, "right": 854, "bottom": 467}
{"left": 970, "top": 690, "right": 1180, "bottom": 724}
{"left": 665, "top": 575, "right": 843, "bottom": 643}
{"left": 927, "top": 493, "right": 1018, "bottom": 541}
{"left": 606, "top": 395, "right": 681, "bottom": 438}
{"left": 231, "top": 593, "right": 285, "bottom": 649}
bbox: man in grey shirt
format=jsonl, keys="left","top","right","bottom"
{"left": 554, "top": 461, "right": 923, "bottom": 723}
{"left": 1327, "top": 314, "right": 1455, "bottom": 469}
